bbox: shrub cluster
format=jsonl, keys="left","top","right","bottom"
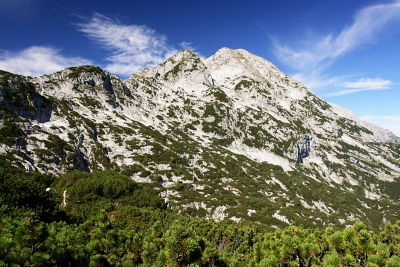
{"left": 1, "top": 163, "right": 400, "bottom": 266}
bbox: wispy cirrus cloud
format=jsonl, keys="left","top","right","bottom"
{"left": 274, "top": 2, "right": 400, "bottom": 72}
{"left": 343, "top": 78, "right": 391, "bottom": 90}
{"left": 0, "top": 13, "right": 195, "bottom": 78}
{"left": 179, "top": 41, "right": 203, "bottom": 57}
{"left": 0, "top": 46, "right": 92, "bottom": 76}
{"left": 273, "top": 2, "right": 400, "bottom": 94}
{"left": 179, "top": 41, "right": 196, "bottom": 51}
{"left": 325, "top": 78, "right": 392, "bottom": 97}
{"left": 292, "top": 72, "right": 348, "bottom": 91}
{"left": 77, "top": 13, "right": 180, "bottom": 77}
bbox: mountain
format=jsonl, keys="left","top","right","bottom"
{"left": 1, "top": 48, "right": 399, "bottom": 230}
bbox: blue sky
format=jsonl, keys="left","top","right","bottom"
{"left": 0, "top": 0, "right": 399, "bottom": 135}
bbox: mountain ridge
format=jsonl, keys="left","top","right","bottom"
{"left": 1, "top": 47, "right": 399, "bottom": 230}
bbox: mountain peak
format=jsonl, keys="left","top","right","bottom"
{"left": 127, "top": 49, "right": 202, "bottom": 80}
{"left": 2, "top": 47, "right": 400, "bottom": 230}
{"left": 213, "top": 47, "right": 259, "bottom": 58}
{"left": 171, "top": 49, "right": 198, "bottom": 60}
{"left": 203, "top": 47, "right": 293, "bottom": 95}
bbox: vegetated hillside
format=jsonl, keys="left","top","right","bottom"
{"left": 1, "top": 163, "right": 400, "bottom": 266}
{"left": 0, "top": 48, "right": 400, "bottom": 230}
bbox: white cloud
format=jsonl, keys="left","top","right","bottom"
{"left": 77, "top": 13, "right": 179, "bottom": 77}
{"left": 179, "top": 41, "right": 196, "bottom": 51}
{"left": 0, "top": 46, "right": 92, "bottom": 77}
{"left": 343, "top": 78, "right": 391, "bottom": 89}
{"left": 293, "top": 71, "right": 392, "bottom": 97}
{"left": 293, "top": 72, "right": 346, "bottom": 91}
{"left": 325, "top": 87, "right": 388, "bottom": 97}
{"left": 273, "top": 2, "right": 400, "bottom": 96}
{"left": 325, "top": 78, "right": 392, "bottom": 96}
{"left": 360, "top": 115, "right": 400, "bottom": 136}
{"left": 273, "top": 2, "right": 400, "bottom": 72}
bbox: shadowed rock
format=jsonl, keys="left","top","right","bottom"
{"left": 0, "top": 71, "right": 52, "bottom": 123}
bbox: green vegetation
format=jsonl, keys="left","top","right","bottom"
{"left": 0, "top": 70, "right": 20, "bottom": 87}
{"left": 337, "top": 118, "right": 373, "bottom": 136}
{"left": 1, "top": 163, "right": 400, "bottom": 266}
{"left": 1, "top": 71, "right": 50, "bottom": 112}
{"left": 79, "top": 95, "right": 102, "bottom": 109}
{"left": 0, "top": 112, "right": 27, "bottom": 147}
{"left": 91, "top": 143, "right": 113, "bottom": 170}
{"left": 2, "top": 87, "right": 400, "bottom": 232}
{"left": 163, "top": 62, "right": 183, "bottom": 79}
{"left": 234, "top": 79, "right": 252, "bottom": 91}
{"left": 163, "top": 55, "right": 201, "bottom": 79}
{"left": 202, "top": 103, "right": 225, "bottom": 135}
{"left": 171, "top": 63, "right": 181, "bottom": 75}
{"left": 67, "top": 66, "right": 104, "bottom": 79}
{"left": 311, "top": 95, "right": 331, "bottom": 111}
{"left": 186, "top": 57, "right": 201, "bottom": 72}
{"left": 2, "top": 54, "right": 400, "bottom": 266}
{"left": 207, "top": 86, "right": 230, "bottom": 103}
{"left": 45, "top": 134, "right": 73, "bottom": 158}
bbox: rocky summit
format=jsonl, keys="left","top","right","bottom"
{"left": 1, "top": 47, "right": 399, "bottom": 230}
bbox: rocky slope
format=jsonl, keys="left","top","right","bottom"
{"left": 1, "top": 48, "right": 399, "bottom": 230}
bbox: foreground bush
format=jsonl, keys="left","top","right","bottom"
{"left": 1, "top": 164, "right": 400, "bottom": 266}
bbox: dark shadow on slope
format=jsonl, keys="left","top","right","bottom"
{"left": 0, "top": 71, "right": 52, "bottom": 123}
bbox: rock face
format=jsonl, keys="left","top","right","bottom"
{"left": 296, "top": 135, "right": 314, "bottom": 164}
{"left": 0, "top": 71, "right": 52, "bottom": 123}
{"left": 0, "top": 48, "right": 399, "bottom": 230}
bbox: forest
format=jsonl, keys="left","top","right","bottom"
{"left": 1, "top": 161, "right": 400, "bottom": 266}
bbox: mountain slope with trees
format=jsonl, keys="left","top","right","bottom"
{"left": 0, "top": 48, "right": 399, "bottom": 230}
